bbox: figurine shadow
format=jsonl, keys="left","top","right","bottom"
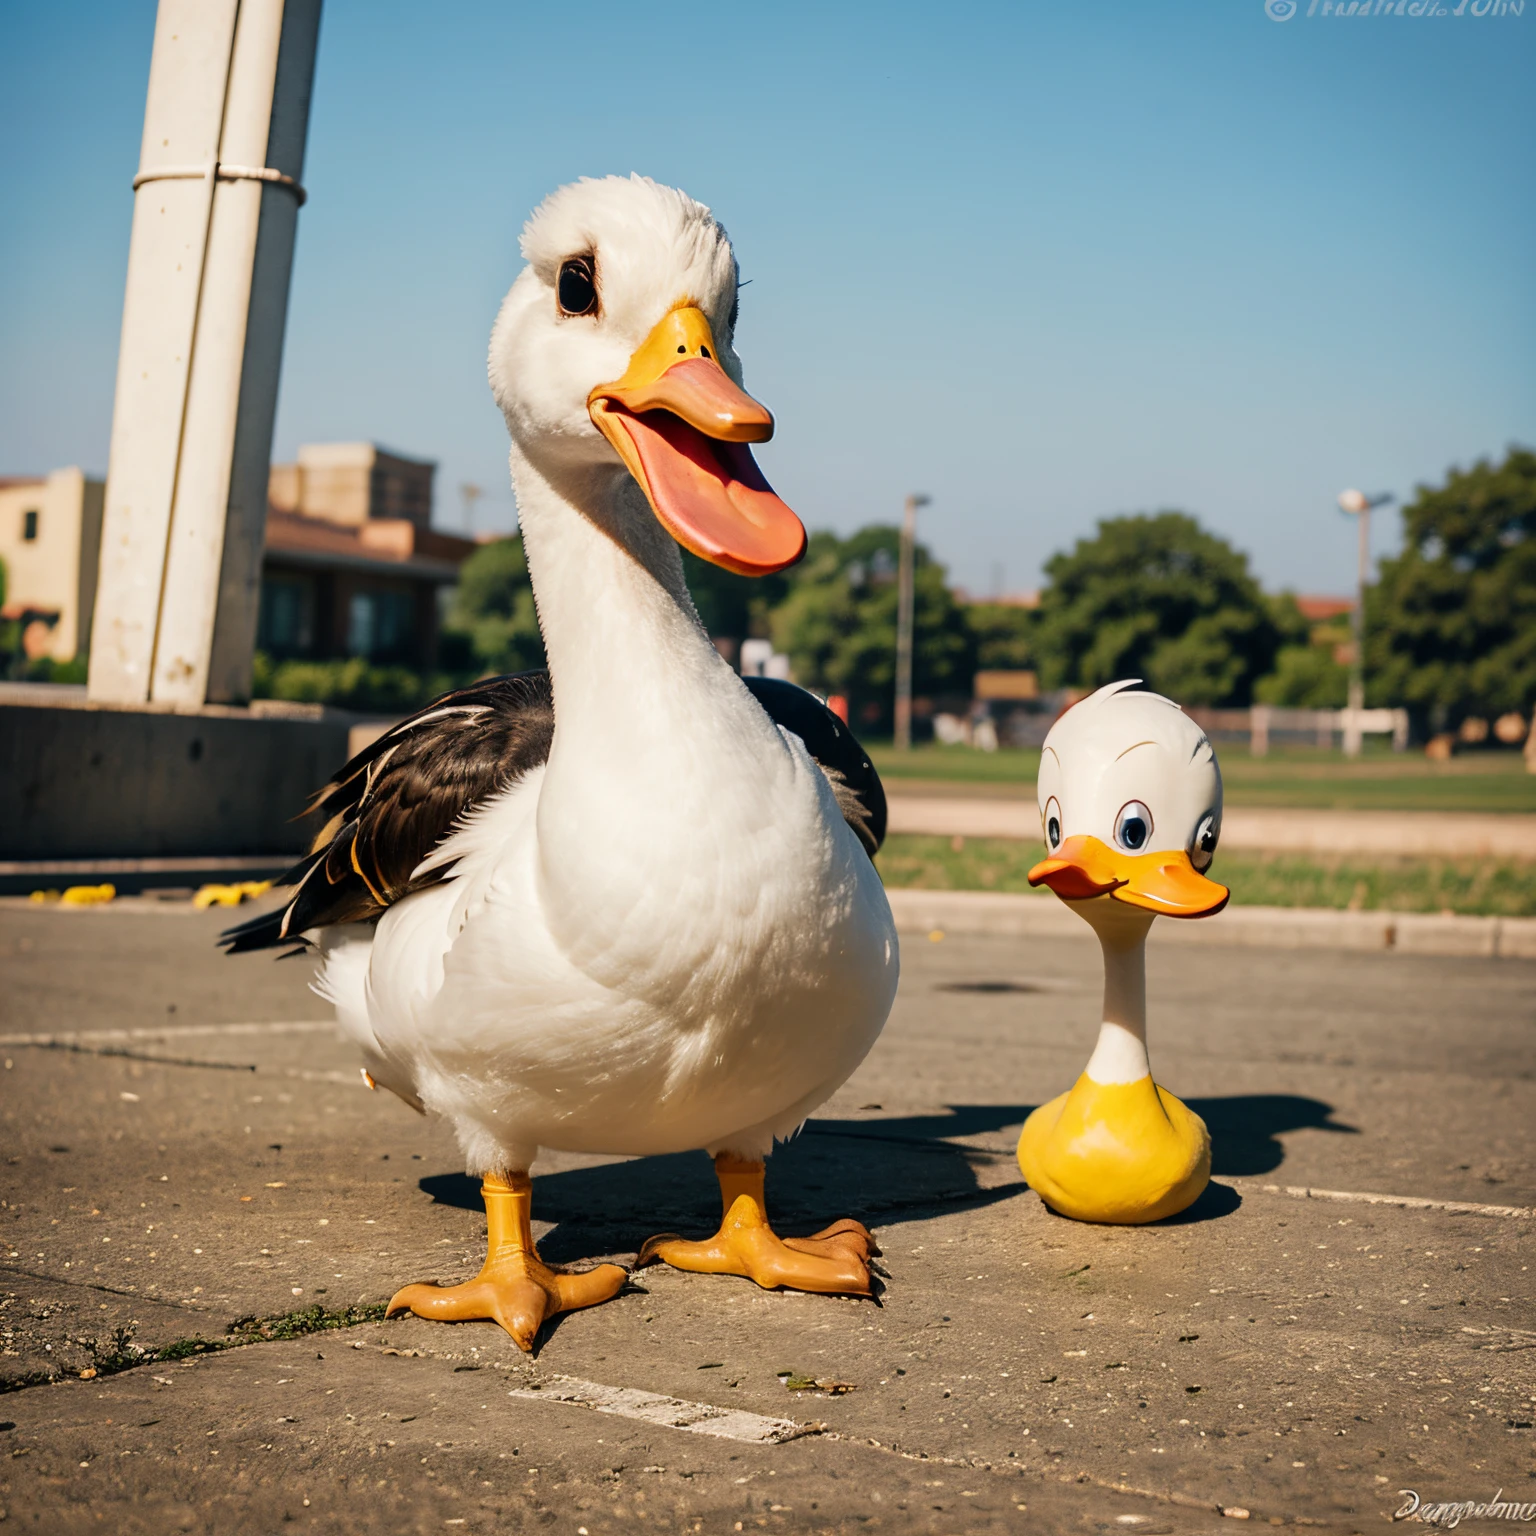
{"left": 1186, "top": 1093, "right": 1358, "bottom": 1178}
{"left": 416, "top": 1092, "right": 1352, "bottom": 1259}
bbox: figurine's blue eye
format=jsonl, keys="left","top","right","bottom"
{"left": 1192, "top": 811, "right": 1218, "bottom": 871}
{"left": 1043, "top": 797, "right": 1063, "bottom": 850}
{"left": 1114, "top": 801, "right": 1152, "bottom": 852}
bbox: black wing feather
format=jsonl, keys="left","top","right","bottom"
{"left": 743, "top": 676, "right": 887, "bottom": 856}
{"left": 220, "top": 672, "right": 553, "bottom": 953}
{"left": 222, "top": 669, "right": 884, "bottom": 955}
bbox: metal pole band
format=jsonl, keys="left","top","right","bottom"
{"left": 131, "top": 162, "right": 307, "bottom": 207}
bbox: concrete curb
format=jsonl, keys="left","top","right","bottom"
{"left": 884, "top": 887, "right": 1536, "bottom": 959}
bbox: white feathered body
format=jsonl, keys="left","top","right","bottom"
{"left": 321, "top": 472, "right": 897, "bottom": 1177}
{"left": 326, "top": 718, "right": 895, "bottom": 1174}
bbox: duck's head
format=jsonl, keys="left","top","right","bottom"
{"left": 488, "top": 174, "right": 806, "bottom": 577}
{"left": 1029, "top": 681, "right": 1229, "bottom": 920}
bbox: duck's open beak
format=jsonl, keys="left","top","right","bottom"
{"left": 588, "top": 306, "right": 807, "bottom": 577}
{"left": 1028, "top": 835, "right": 1229, "bottom": 919}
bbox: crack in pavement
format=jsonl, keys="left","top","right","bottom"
{"left": 7, "top": 1040, "right": 257, "bottom": 1072}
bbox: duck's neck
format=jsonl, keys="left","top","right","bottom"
{"left": 509, "top": 446, "right": 782, "bottom": 786}
{"left": 1076, "top": 902, "right": 1156, "bottom": 1085}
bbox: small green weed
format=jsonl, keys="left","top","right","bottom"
{"left": 227, "top": 1303, "right": 386, "bottom": 1343}
{"left": 0, "top": 1302, "right": 389, "bottom": 1395}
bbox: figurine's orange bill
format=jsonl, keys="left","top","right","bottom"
{"left": 589, "top": 306, "right": 807, "bottom": 578}
{"left": 1028, "top": 834, "right": 1229, "bottom": 918}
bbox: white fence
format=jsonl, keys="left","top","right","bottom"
{"left": 1247, "top": 705, "right": 1409, "bottom": 757}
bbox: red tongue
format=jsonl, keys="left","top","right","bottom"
{"left": 611, "top": 409, "right": 807, "bottom": 578}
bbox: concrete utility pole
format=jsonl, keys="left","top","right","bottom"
{"left": 1336, "top": 488, "right": 1394, "bottom": 758}
{"left": 892, "top": 493, "right": 931, "bottom": 751}
{"left": 89, "top": 0, "right": 322, "bottom": 708}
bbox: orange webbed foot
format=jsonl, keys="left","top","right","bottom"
{"left": 386, "top": 1172, "right": 626, "bottom": 1351}
{"left": 637, "top": 1158, "right": 876, "bottom": 1297}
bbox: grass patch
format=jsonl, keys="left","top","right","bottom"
{"left": 226, "top": 1302, "right": 386, "bottom": 1343}
{"left": 870, "top": 743, "right": 1042, "bottom": 787}
{"left": 0, "top": 1302, "right": 388, "bottom": 1395}
{"left": 877, "top": 834, "right": 1046, "bottom": 895}
{"left": 1218, "top": 747, "right": 1536, "bottom": 814}
{"left": 876, "top": 834, "right": 1536, "bottom": 917}
{"left": 868, "top": 742, "right": 1536, "bottom": 814}
{"left": 1216, "top": 851, "right": 1536, "bottom": 917}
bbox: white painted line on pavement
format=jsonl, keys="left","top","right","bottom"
{"left": 0, "top": 1021, "right": 333, "bottom": 1047}
{"left": 1240, "top": 1180, "right": 1532, "bottom": 1220}
{"left": 508, "top": 1375, "right": 818, "bottom": 1444}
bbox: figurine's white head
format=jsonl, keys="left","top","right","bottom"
{"left": 1030, "top": 680, "right": 1229, "bottom": 919}
{"left": 488, "top": 174, "right": 805, "bottom": 577}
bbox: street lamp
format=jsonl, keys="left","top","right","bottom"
{"left": 459, "top": 482, "right": 484, "bottom": 536}
{"left": 893, "top": 493, "right": 932, "bottom": 750}
{"left": 1337, "top": 488, "right": 1394, "bottom": 757}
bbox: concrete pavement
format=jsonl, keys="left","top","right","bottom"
{"left": 2, "top": 900, "right": 1533, "bottom": 1533}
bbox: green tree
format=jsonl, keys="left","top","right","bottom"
{"left": 965, "top": 602, "right": 1035, "bottom": 670}
{"left": 442, "top": 536, "right": 545, "bottom": 675}
{"left": 770, "top": 526, "right": 975, "bottom": 730}
{"left": 1254, "top": 645, "right": 1350, "bottom": 708}
{"left": 1251, "top": 592, "right": 1347, "bottom": 707}
{"left": 1367, "top": 447, "right": 1536, "bottom": 726}
{"left": 680, "top": 548, "right": 790, "bottom": 643}
{"left": 1034, "top": 512, "right": 1284, "bottom": 706}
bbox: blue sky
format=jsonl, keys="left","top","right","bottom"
{"left": 2, "top": 0, "right": 1532, "bottom": 598}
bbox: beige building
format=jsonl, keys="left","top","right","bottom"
{"left": 260, "top": 443, "right": 475, "bottom": 667}
{"left": 2, "top": 445, "right": 475, "bottom": 675}
{"left": 267, "top": 441, "right": 435, "bottom": 530}
{"left": 0, "top": 468, "right": 105, "bottom": 662}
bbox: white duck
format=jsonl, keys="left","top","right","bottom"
{"left": 1017, "top": 681, "right": 1228, "bottom": 1224}
{"left": 226, "top": 175, "right": 900, "bottom": 1348}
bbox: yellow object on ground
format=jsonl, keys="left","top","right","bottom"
{"left": 28, "top": 890, "right": 61, "bottom": 903}
{"left": 1017, "top": 1073, "right": 1211, "bottom": 1225}
{"left": 387, "top": 1171, "right": 626, "bottom": 1352}
{"left": 193, "top": 880, "right": 273, "bottom": 909}
{"left": 58, "top": 884, "right": 116, "bottom": 906}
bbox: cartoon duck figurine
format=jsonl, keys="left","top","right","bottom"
{"left": 1018, "top": 680, "right": 1229, "bottom": 1224}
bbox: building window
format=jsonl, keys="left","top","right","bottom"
{"left": 374, "top": 590, "right": 414, "bottom": 657}
{"left": 347, "top": 592, "right": 375, "bottom": 657}
{"left": 258, "top": 575, "right": 315, "bottom": 656}
{"left": 347, "top": 588, "right": 415, "bottom": 661}
{"left": 22, "top": 509, "right": 39, "bottom": 542}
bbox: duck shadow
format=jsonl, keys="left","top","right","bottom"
{"left": 419, "top": 1103, "right": 1024, "bottom": 1265}
{"left": 416, "top": 1093, "right": 1351, "bottom": 1258}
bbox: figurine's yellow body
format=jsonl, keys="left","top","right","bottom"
{"left": 1018, "top": 1076, "right": 1210, "bottom": 1225}
{"left": 1018, "top": 682, "right": 1227, "bottom": 1225}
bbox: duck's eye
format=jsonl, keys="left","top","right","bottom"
{"left": 1043, "top": 797, "right": 1063, "bottom": 851}
{"left": 557, "top": 256, "right": 598, "bottom": 317}
{"left": 1191, "top": 812, "right": 1219, "bottom": 872}
{"left": 1114, "top": 801, "right": 1153, "bottom": 852}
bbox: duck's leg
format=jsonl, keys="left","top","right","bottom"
{"left": 387, "top": 1171, "right": 626, "bottom": 1352}
{"left": 637, "top": 1154, "right": 875, "bottom": 1295}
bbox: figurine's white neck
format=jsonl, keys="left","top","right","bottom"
{"left": 1073, "top": 900, "right": 1156, "bottom": 1086}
